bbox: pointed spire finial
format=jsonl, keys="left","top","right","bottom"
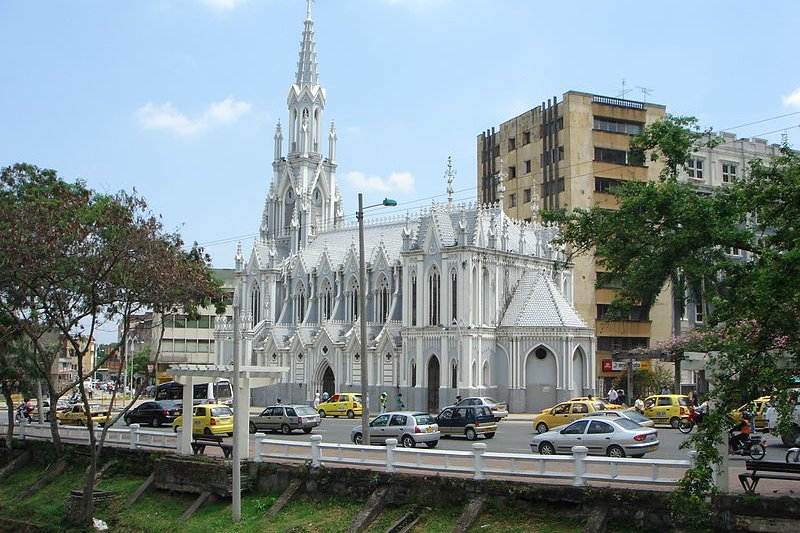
{"left": 496, "top": 158, "right": 506, "bottom": 210}
{"left": 306, "top": 0, "right": 313, "bottom": 20}
{"left": 445, "top": 156, "right": 455, "bottom": 204}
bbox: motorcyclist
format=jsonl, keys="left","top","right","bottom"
{"left": 729, "top": 416, "right": 752, "bottom": 452}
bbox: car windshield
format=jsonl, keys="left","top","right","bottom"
{"left": 614, "top": 418, "right": 641, "bottom": 430}
{"left": 295, "top": 406, "right": 317, "bottom": 416}
{"left": 484, "top": 398, "right": 498, "bottom": 404}
{"left": 624, "top": 411, "right": 650, "bottom": 423}
{"left": 353, "top": 395, "right": 363, "bottom": 403}
{"left": 210, "top": 407, "right": 233, "bottom": 417}
{"left": 678, "top": 397, "right": 690, "bottom": 407}
{"left": 413, "top": 413, "right": 435, "bottom": 425}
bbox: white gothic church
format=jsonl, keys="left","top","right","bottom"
{"left": 214, "top": 4, "right": 595, "bottom": 414}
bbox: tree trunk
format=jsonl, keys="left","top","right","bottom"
{"left": 671, "top": 273, "right": 683, "bottom": 394}
{"left": 80, "top": 450, "right": 98, "bottom": 527}
{"left": 1, "top": 380, "right": 14, "bottom": 449}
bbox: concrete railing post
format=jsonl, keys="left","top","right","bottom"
{"left": 310, "top": 434, "right": 323, "bottom": 467}
{"left": 472, "top": 442, "right": 487, "bottom": 480}
{"left": 254, "top": 437, "right": 263, "bottom": 463}
{"left": 129, "top": 423, "right": 140, "bottom": 450}
{"left": 385, "top": 438, "right": 398, "bottom": 473}
{"left": 688, "top": 450, "right": 697, "bottom": 470}
{"left": 19, "top": 419, "right": 25, "bottom": 441}
{"left": 572, "top": 446, "right": 588, "bottom": 487}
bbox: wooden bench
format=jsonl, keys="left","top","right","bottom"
{"left": 191, "top": 435, "right": 233, "bottom": 458}
{"left": 739, "top": 460, "right": 800, "bottom": 493}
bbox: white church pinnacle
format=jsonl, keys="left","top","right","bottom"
{"left": 296, "top": 0, "right": 319, "bottom": 87}
{"left": 445, "top": 156, "right": 455, "bottom": 204}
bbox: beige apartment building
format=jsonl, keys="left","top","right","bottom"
{"left": 477, "top": 91, "right": 673, "bottom": 391}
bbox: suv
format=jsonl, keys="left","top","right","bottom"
{"left": 533, "top": 400, "right": 609, "bottom": 433}
{"left": 124, "top": 400, "right": 182, "bottom": 427}
{"left": 643, "top": 395, "right": 690, "bottom": 428}
{"left": 249, "top": 404, "right": 321, "bottom": 434}
{"left": 436, "top": 405, "right": 497, "bottom": 440}
{"left": 318, "top": 393, "right": 362, "bottom": 418}
{"left": 351, "top": 411, "right": 439, "bottom": 448}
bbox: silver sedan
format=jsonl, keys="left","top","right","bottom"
{"left": 351, "top": 411, "right": 440, "bottom": 448}
{"left": 530, "top": 417, "right": 659, "bottom": 458}
{"left": 454, "top": 397, "right": 509, "bottom": 421}
{"left": 584, "top": 409, "right": 655, "bottom": 427}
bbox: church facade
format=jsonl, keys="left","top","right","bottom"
{"left": 215, "top": 4, "right": 595, "bottom": 414}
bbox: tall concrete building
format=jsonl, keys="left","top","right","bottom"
{"left": 477, "top": 91, "right": 672, "bottom": 391}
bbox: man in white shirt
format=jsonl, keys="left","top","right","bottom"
{"left": 608, "top": 388, "right": 619, "bottom": 404}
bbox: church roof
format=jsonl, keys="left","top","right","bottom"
{"left": 500, "top": 271, "right": 588, "bottom": 329}
{"left": 298, "top": 219, "right": 408, "bottom": 268}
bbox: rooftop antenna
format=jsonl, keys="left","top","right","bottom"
{"left": 445, "top": 156, "right": 455, "bottom": 204}
{"left": 637, "top": 86, "right": 653, "bottom": 103}
{"left": 617, "top": 78, "right": 632, "bottom": 99}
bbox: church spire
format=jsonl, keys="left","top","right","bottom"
{"left": 295, "top": 0, "right": 319, "bottom": 87}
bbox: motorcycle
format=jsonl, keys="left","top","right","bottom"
{"left": 678, "top": 407, "right": 704, "bottom": 434}
{"left": 786, "top": 435, "right": 800, "bottom": 463}
{"left": 729, "top": 432, "right": 766, "bottom": 460}
{"left": 14, "top": 404, "right": 32, "bottom": 424}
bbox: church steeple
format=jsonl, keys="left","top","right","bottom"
{"left": 295, "top": 0, "right": 319, "bottom": 87}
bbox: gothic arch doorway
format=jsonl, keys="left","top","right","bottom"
{"left": 572, "top": 347, "right": 586, "bottom": 397}
{"left": 321, "top": 366, "right": 335, "bottom": 398}
{"left": 525, "top": 346, "right": 557, "bottom": 413}
{"left": 427, "top": 356, "right": 440, "bottom": 413}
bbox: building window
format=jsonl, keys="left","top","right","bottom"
{"left": 541, "top": 146, "right": 565, "bottom": 166}
{"left": 451, "top": 361, "right": 457, "bottom": 389}
{"left": 596, "top": 304, "right": 648, "bottom": 321}
{"left": 376, "top": 275, "right": 390, "bottom": 323}
{"left": 522, "top": 131, "right": 531, "bottom": 145}
{"left": 594, "top": 147, "right": 636, "bottom": 165}
{"left": 451, "top": 271, "right": 457, "bottom": 322}
{"left": 729, "top": 247, "right": 741, "bottom": 257}
{"left": 524, "top": 160, "right": 532, "bottom": 174}
{"left": 722, "top": 162, "right": 737, "bottom": 183}
{"left": 509, "top": 193, "right": 517, "bottom": 207}
{"left": 694, "top": 296, "right": 704, "bottom": 323}
{"left": 508, "top": 137, "right": 516, "bottom": 151}
{"left": 688, "top": 158, "right": 704, "bottom": 180}
{"left": 428, "top": 266, "right": 440, "bottom": 326}
{"left": 294, "top": 282, "right": 306, "bottom": 323}
{"left": 411, "top": 361, "right": 417, "bottom": 387}
{"left": 508, "top": 166, "right": 516, "bottom": 179}
{"left": 543, "top": 177, "right": 565, "bottom": 197}
{"left": 346, "top": 278, "right": 359, "bottom": 321}
{"left": 250, "top": 284, "right": 261, "bottom": 327}
{"left": 321, "top": 280, "right": 333, "bottom": 321}
{"left": 411, "top": 274, "right": 417, "bottom": 326}
{"left": 595, "top": 176, "right": 624, "bottom": 193}
{"left": 524, "top": 189, "right": 532, "bottom": 203}
{"left": 593, "top": 117, "right": 643, "bottom": 135}
{"left": 597, "top": 337, "right": 649, "bottom": 352}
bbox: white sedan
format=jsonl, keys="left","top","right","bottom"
{"left": 530, "top": 417, "right": 659, "bottom": 458}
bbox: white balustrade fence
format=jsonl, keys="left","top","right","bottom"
{"left": 0, "top": 420, "right": 177, "bottom": 451}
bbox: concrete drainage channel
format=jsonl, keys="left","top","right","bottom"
{"left": 385, "top": 505, "right": 421, "bottom": 533}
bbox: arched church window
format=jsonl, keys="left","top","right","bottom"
{"left": 411, "top": 361, "right": 417, "bottom": 387}
{"left": 321, "top": 279, "right": 333, "bottom": 321}
{"left": 376, "top": 275, "right": 390, "bottom": 323}
{"left": 451, "top": 270, "right": 458, "bottom": 322}
{"left": 428, "top": 266, "right": 440, "bottom": 326}
{"left": 250, "top": 283, "right": 261, "bottom": 327}
{"left": 411, "top": 273, "right": 417, "bottom": 326}
{"left": 346, "top": 277, "right": 359, "bottom": 322}
{"left": 451, "top": 360, "right": 457, "bottom": 389}
{"left": 294, "top": 282, "right": 307, "bottom": 323}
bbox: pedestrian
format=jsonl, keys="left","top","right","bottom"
{"left": 455, "top": 395, "right": 463, "bottom": 404}
{"left": 313, "top": 391, "right": 320, "bottom": 410}
{"left": 321, "top": 391, "right": 329, "bottom": 402}
{"left": 661, "top": 385, "right": 670, "bottom": 395}
{"left": 634, "top": 395, "right": 644, "bottom": 414}
{"left": 380, "top": 392, "right": 388, "bottom": 413}
{"left": 689, "top": 389, "right": 698, "bottom": 406}
{"left": 397, "top": 392, "right": 405, "bottom": 410}
{"left": 607, "top": 387, "right": 618, "bottom": 405}
{"left": 617, "top": 389, "right": 626, "bottom": 406}
{"left": 765, "top": 400, "right": 778, "bottom": 434}
{"left": 276, "top": 398, "right": 282, "bottom": 405}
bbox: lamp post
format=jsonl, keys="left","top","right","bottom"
{"left": 357, "top": 194, "right": 397, "bottom": 445}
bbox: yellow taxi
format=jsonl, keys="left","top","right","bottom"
{"left": 173, "top": 403, "right": 234, "bottom": 436}
{"left": 569, "top": 397, "right": 623, "bottom": 410}
{"left": 643, "top": 395, "right": 691, "bottom": 428}
{"left": 731, "top": 396, "right": 772, "bottom": 431}
{"left": 533, "top": 399, "right": 610, "bottom": 433}
{"left": 57, "top": 403, "right": 111, "bottom": 426}
{"left": 317, "top": 393, "right": 363, "bottom": 419}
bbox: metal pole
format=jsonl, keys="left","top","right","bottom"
{"left": 627, "top": 360, "right": 633, "bottom": 406}
{"left": 232, "top": 301, "right": 241, "bottom": 521}
{"left": 358, "top": 193, "right": 370, "bottom": 445}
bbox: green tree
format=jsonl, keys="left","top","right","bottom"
{"left": 0, "top": 163, "right": 225, "bottom": 526}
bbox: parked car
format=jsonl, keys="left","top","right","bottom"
{"left": 454, "top": 397, "right": 508, "bottom": 421}
{"left": 172, "top": 403, "right": 233, "bottom": 436}
{"left": 250, "top": 404, "right": 320, "bottom": 434}
{"left": 584, "top": 409, "right": 655, "bottom": 427}
{"left": 569, "top": 397, "right": 622, "bottom": 410}
{"left": 533, "top": 399, "right": 610, "bottom": 433}
{"left": 530, "top": 417, "right": 659, "bottom": 458}
{"left": 351, "top": 411, "right": 440, "bottom": 448}
{"left": 124, "top": 400, "right": 182, "bottom": 427}
{"left": 643, "top": 395, "right": 691, "bottom": 428}
{"left": 57, "top": 403, "right": 111, "bottom": 427}
{"left": 435, "top": 405, "right": 497, "bottom": 440}
{"left": 317, "top": 393, "right": 362, "bottom": 419}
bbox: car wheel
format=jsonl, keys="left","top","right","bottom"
{"left": 318, "top": 410, "right": 326, "bottom": 418}
{"left": 607, "top": 445, "right": 626, "bottom": 458}
{"left": 352, "top": 432, "right": 363, "bottom": 445}
{"left": 425, "top": 441, "right": 438, "bottom": 449}
{"left": 786, "top": 449, "right": 800, "bottom": 463}
{"left": 670, "top": 417, "right": 681, "bottom": 429}
{"left": 249, "top": 422, "right": 257, "bottom": 435}
{"left": 401, "top": 435, "right": 416, "bottom": 448}
{"left": 538, "top": 442, "right": 556, "bottom": 455}
{"left": 281, "top": 424, "right": 292, "bottom": 435}
{"left": 484, "top": 432, "right": 495, "bottom": 439}
{"left": 748, "top": 443, "right": 766, "bottom": 461}
{"left": 303, "top": 428, "right": 312, "bottom": 434}
{"left": 152, "top": 417, "right": 161, "bottom": 428}
{"left": 465, "top": 428, "right": 477, "bottom": 441}
{"left": 536, "top": 422, "right": 548, "bottom": 434}
{"left": 346, "top": 410, "right": 355, "bottom": 419}
{"left": 203, "top": 427, "right": 212, "bottom": 436}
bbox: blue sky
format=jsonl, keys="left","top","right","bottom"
{"left": 2, "top": 0, "right": 799, "bottom": 277}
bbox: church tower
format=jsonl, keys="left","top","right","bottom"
{"left": 261, "top": 1, "right": 343, "bottom": 256}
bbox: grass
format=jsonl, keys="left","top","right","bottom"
{"left": 0, "top": 461, "right": 588, "bottom": 532}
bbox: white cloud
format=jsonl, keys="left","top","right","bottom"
{"left": 345, "top": 171, "right": 415, "bottom": 194}
{"left": 136, "top": 97, "right": 252, "bottom": 136}
{"left": 783, "top": 87, "right": 800, "bottom": 107}
{"left": 200, "top": 0, "right": 248, "bottom": 10}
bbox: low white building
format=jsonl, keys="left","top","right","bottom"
{"left": 215, "top": 4, "right": 594, "bottom": 413}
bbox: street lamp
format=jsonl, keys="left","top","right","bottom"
{"left": 357, "top": 194, "right": 397, "bottom": 445}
